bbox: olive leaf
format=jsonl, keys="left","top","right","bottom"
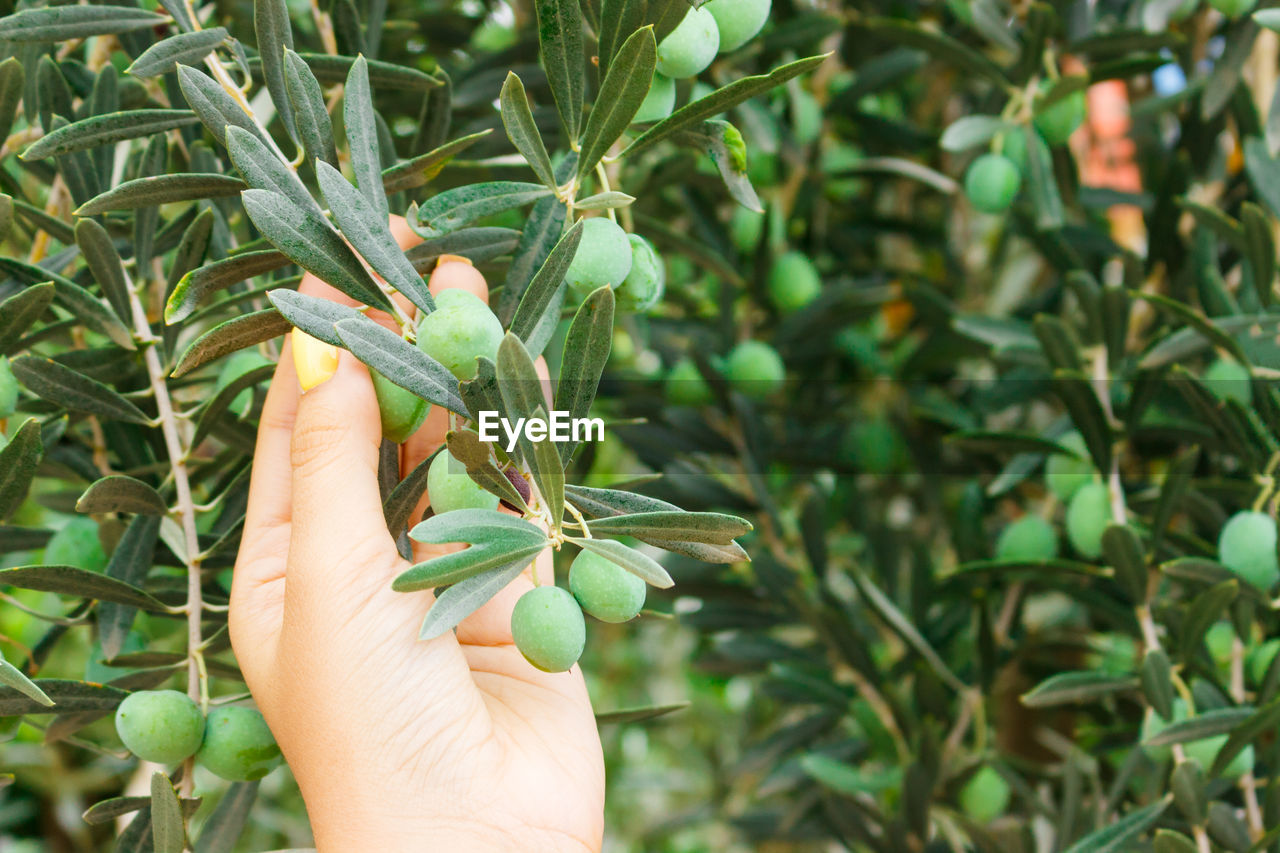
{"left": 0, "top": 655, "right": 53, "bottom": 709}
{"left": 397, "top": 510, "right": 548, "bottom": 591}
{"left": 568, "top": 537, "right": 673, "bottom": 588}
{"left": 534, "top": 0, "right": 584, "bottom": 141}
{"left": 509, "top": 219, "right": 584, "bottom": 355}
{"left": 166, "top": 250, "right": 290, "bottom": 324}
{"left": 21, "top": 110, "right": 200, "bottom": 160}
{"left": 333, "top": 316, "right": 468, "bottom": 415}
{"left": 226, "top": 126, "right": 321, "bottom": 215}
{"left": 266, "top": 289, "right": 364, "bottom": 348}
{"left": 576, "top": 26, "right": 655, "bottom": 183}
{"left": 381, "top": 129, "right": 492, "bottom": 194}
{"left": 284, "top": 48, "right": 337, "bottom": 168}
{"left": 500, "top": 72, "right": 557, "bottom": 191}
{"left": 554, "top": 285, "right": 613, "bottom": 462}
{"left": 584, "top": 511, "right": 752, "bottom": 544}
{"left": 76, "top": 476, "right": 168, "bottom": 516}
{"left": 255, "top": 0, "right": 297, "bottom": 145}
{"left": 171, "top": 310, "right": 292, "bottom": 378}
{"left": 0, "top": 566, "right": 167, "bottom": 611}
{"left": 417, "top": 559, "right": 531, "bottom": 640}
{"left": 0, "top": 419, "right": 42, "bottom": 521}
{"left": 344, "top": 55, "right": 389, "bottom": 224}
{"left": 149, "top": 774, "right": 185, "bottom": 853}
{"left": 0, "top": 283, "right": 55, "bottom": 355}
{"left": 77, "top": 174, "right": 247, "bottom": 215}
{"left": 0, "top": 680, "right": 127, "bottom": 716}
{"left": 126, "top": 29, "right": 229, "bottom": 78}
{"left": 415, "top": 182, "right": 553, "bottom": 238}
{"left": 0, "top": 5, "right": 168, "bottom": 42}
{"left": 11, "top": 356, "right": 151, "bottom": 423}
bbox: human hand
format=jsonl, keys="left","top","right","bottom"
{"left": 230, "top": 217, "right": 605, "bottom": 852}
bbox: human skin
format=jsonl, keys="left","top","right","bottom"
{"left": 230, "top": 216, "right": 604, "bottom": 851}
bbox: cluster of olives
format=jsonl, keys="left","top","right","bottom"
{"left": 636, "top": 0, "right": 772, "bottom": 123}
{"left": 964, "top": 81, "right": 1086, "bottom": 215}
{"left": 510, "top": 550, "right": 648, "bottom": 672}
{"left": 114, "top": 690, "right": 281, "bottom": 781}
{"left": 565, "top": 218, "right": 666, "bottom": 311}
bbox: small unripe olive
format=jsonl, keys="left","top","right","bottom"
{"left": 415, "top": 288, "right": 504, "bottom": 381}
{"left": 428, "top": 448, "right": 500, "bottom": 515}
{"left": 215, "top": 350, "right": 272, "bottom": 417}
{"left": 45, "top": 517, "right": 108, "bottom": 573}
{"left": 791, "top": 89, "right": 822, "bottom": 145}
{"left": 994, "top": 515, "right": 1058, "bottom": 562}
{"left": 634, "top": 73, "right": 676, "bottom": 123}
{"left": 198, "top": 706, "right": 282, "bottom": 781}
{"left": 655, "top": 7, "right": 719, "bottom": 79}
{"left": 114, "top": 689, "right": 204, "bottom": 765}
{"left": 0, "top": 356, "right": 19, "bottom": 419}
{"left": 964, "top": 153, "right": 1021, "bottom": 214}
{"left": 1032, "top": 84, "right": 1086, "bottom": 146}
{"left": 724, "top": 340, "right": 785, "bottom": 400}
{"left": 569, "top": 550, "right": 646, "bottom": 623}
{"left": 511, "top": 586, "right": 586, "bottom": 672}
{"left": 766, "top": 250, "right": 822, "bottom": 314}
{"left": 1218, "top": 510, "right": 1280, "bottom": 590}
{"left": 1206, "top": 621, "right": 1234, "bottom": 668}
{"left": 665, "top": 358, "right": 713, "bottom": 406}
{"left": 1000, "top": 128, "right": 1050, "bottom": 177}
{"left": 372, "top": 370, "right": 428, "bottom": 444}
{"left": 729, "top": 206, "right": 764, "bottom": 255}
{"left": 841, "top": 417, "right": 906, "bottom": 475}
{"left": 1204, "top": 359, "right": 1252, "bottom": 406}
{"left": 1208, "top": 0, "right": 1257, "bottom": 17}
{"left": 1141, "top": 699, "right": 1255, "bottom": 776}
{"left": 566, "top": 218, "right": 634, "bottom": 299}
{"left": 1044, "top": 431, "right": 1093, "bottom": 501}
{"left": 704, "top": 0, "right": 770, "bottom": 52}
{"left": 615, "top": 234, "right": 665, "bottom": 312}
{"left": 958, "top": 765, "right": 1010, "bottom": 823}
{"left": 1065, "top": 482, "right": 1112, "bottom": 559}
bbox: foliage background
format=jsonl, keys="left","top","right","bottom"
{"left": 7, "top": 0, "right": 1280, "bottom": 850}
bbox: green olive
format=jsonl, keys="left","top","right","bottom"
{"left": 964, "top": 153, "right": 1021, "bottom": 214}
{"left": 1218, "top": 510, "right": 1280, "bottom": 591}
{"left": 565, "top": 218, "right": 634, "bottom": 299}
{"left": 569, "top": 550, "right": 646, "bottom": 623}
{"left": 994, "top": 515, "right": 1058, "bottom": 562}
{"left": 615, "top": 234, "right": 665, "bottom": 312}
{"left": 958, "top": 765, "right": 1010, "bottom": 823}
{"left": 511, "top": 586, "right": 586, "bottom": 672}
{"left": 1033, "top": 83, "right": 1086, "bottom": 146}
{"left": 372, "top": 370, "right": 428, "bottom": 444}
{"left": 114, "top": 689, "right": 204, "bottom": 765}
{"left": 1065, "top": 482, "right": 1112, "bottom": 559}
{"left": 1203, "top": 359, "right": 1252, "bottom": 406}
{"left": 766, "top": 251, "right": 822, "bottom": 314}
{"left": 704, "top": 0, "right": 770, "bottom": 52}
{"left": 724, "top": 340, "right": 785, "bottom": 400}
{"left": 45, "top": 517, "right": 108, "bottom": 573}
{"left": 1044, "top": 431, "right": 1093, "bottom": 501}
{"left": 665, "top": 358, "right": 714, "bottom": 406}
{"left": 415, "top": 289, "right": 504, "bottom": 381}
{"left": 427, "top": 448, "right": 500, "bottom": 515}
{"left": 198, "top": 706, "right": 282, "bottom": 781}
{"left": 634, "top": 73, "right": 676, "bottom": 123}
{"left": 655, "top": 7, "right": 719, "bottom": 79}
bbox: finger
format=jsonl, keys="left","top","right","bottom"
{"left": 429, "top": 255, "right": 488, "bottom": 304}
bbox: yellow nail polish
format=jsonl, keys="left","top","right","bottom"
{"left": 292, "top": 328, "right": 339, "bottom": 391}
{"left": 437, "top": 253, "right": 473, "bottom": 268}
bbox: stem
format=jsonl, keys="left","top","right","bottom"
{"left": 1231, "top": 634, "right": 1264, "bottom": 837}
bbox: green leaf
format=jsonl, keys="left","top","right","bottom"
{"left": 1242, "top": 201, "right": 1275, "bottom": 306}
{"left": 0, "top": 527, "right": 52, "bottom": 552}
{"left": 333, "top": 316, "right": 467, "bottom": 415}
{"left": 499, "top": 191, "right": 569, "bottom": 325}
{"left": 255, "top": 52, "right": 440, "bottom": 90}
{"left": 415, "top": 182, "right": 553, "bottom": 238}
{"left": 176, "top": 65, "right": 270, "bottom": 150}
{"left": 74, "top": 219, "right": 131, "bottom": 323}
{"left": 594, "top": 702, "right": 688, "bottom": 725}
{"left": 193, "top": 782, "right": 258, "bottom": 853}
{"left": 192, "top": 363, "right": 275, "bottom": 446}
{"left": 940, "top": 115, "right": 1007, "bottom": 152}
{"left": 851, "top": 564, "right": 964, "bottom": 691}
{"left": 98, "top": 515, "right": 162, "bottom": 660}
{"left": 1101, "top": 524, "right": 1147, "bottom": 604}
{"left": 1179, "top": 579, "right": 1239, "bottom": 664}
{"left": 1020, "top": 671, "right": 1138, "bottom": 707}
{"left": 126, "top": 28, "right": 229, "bottom": 78}
{"left": 500, "top": 72, "right": 557, "bottom": 191}
{"left": 569, "top": 536, "right": 673, "bottom": 588}
{"left": 344, "top": 56, "right": 389, "bottom": 224}
{"left": 417, "top": 559, "right": 529, "bottom": 640}
{"left": 445, "top": 430, "right": 529, "bottom": 512}
{"left": 255, "top": 0, "right": 296, "bottom": 144}
{"left": 672, "top": 119, "right": 761, "bottom": 212}
{"left": 226, "top": 125, "right": 319, "bottom": 215}
{"left": 1022, "top": 123, "right": 1064, "bottom": 230}
{"left": 76, "top": 173, "right": 247, "bottom": 215}
{"left": 22, "top": 110, "right": 199, "bottom": 160}
{"left": 573, "top": 191, "right": 635, "bottom": 210}
{"left": 801, "top": 754, "right": 903, "bottom": 795}
{"left": 0, "top": 5, "right": 168, "bottom": 41}
{"left": 383, "top": 449, "right": 439, "bottom": 541}
{"left": 1144, "top": 707, "right": 1255, "bottom": 747}
{"left": 577, "top": 27, "right": 655, "bottom": 183}
{"left": 10, "top": 356, "right": 150, "bottom": 424}
{"left": 396, "top": 511, "right": 548, "bottom": 590}
{"left": 496, "top": 335, "right": 564, "bottom": 524}
{"left": 0, "top": 566, "right": 167, "bottom": 611}
{"left": 165, "top": 250, "right": 289, "bottom": 324}
{"left": 1052, "top": 371, "right": 1112, "bottom": 475}
{"left": 623, "top": 54, "right": 830, "bottom": 158}
{"left": 171, "top": 309, "right": 292, "bottom": 378}
{"left": 535, "top": 0, "right": 584, "bottom": 141}
{"left": 0, "top": 680, "right": 127, "bottom": 716}
{"left": 150, "top": 773, "right": 185, "bottom": 853}
{"left": 554, "top": 286, "right": 613, "bottom": 462}
{"left": 598, "top": 0, "right": 686, "bottom": 78}
{"left": 0, "top": 57, "right": 25, "bottom": 145}
{"left": 405, "top": 228, "right": 523, "bottom": 271}
{"left": 1141, "top": 648, "right": 1175, "bottom": 721}
{"left": 585, "top": 511, "right": 752, "bottom": 545}
{"left": 240, "top": 188, "right": 392, "bottom": 312}
{"left": 860, "top": 17, "right": 1008, "bottom": 85}
{"left": 167, "top": 209, "right": 216, "bottom": 291}
{"left": 0, "top": 419, "right": 42, "bottom": 521}
{"left": 509, "top": 220, "right": 583, "bottom": 354}
{"left": 0, "top": 656, "right": 53, "bottom": 708}
{"left": 0, "top": 283, "right": 54, "bottom": 356}
{"left": 1060, "top": 799, "right": 1170, "bottom": 853}
{"left": 76, "top": 477, "right": 167, "bottom": 516}
{"left": 266, "top": 289, "right": 364, "bottom": 347}
{"left": 283, "top": 49, "right": 337, "bottom": 168}
{"left": 381, "top": 129, "right": 492, "bottom": 193}
{"left": 315, "top": 161, "right": 434, "bottom": 315}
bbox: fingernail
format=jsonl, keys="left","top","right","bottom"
{"left": 437, "top": 254, "right": 473, "bottom": 268}
{"left": 292, "top": 328, "right": 339, "bottom": 391}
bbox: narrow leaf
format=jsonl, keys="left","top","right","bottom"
{"left": 0, "top": 680, "right": 127, "bottom": 716}
{"left": 76, "top": 477, "right": 167, "bottom": 516}
{"left": 418, "top": 560, "right": 529, "bottom": 639}
{"left": 126, "top": 29, "right": 228, "bottom": 78}
{"left": 255, "top": 0, "right": 297, "bottom": 143}
{"left": 226, "top": 125, "right": 319, "bottom": 215}
{"left": 98, "top": 515, "right": 162, "bottom": 660}
{"left": 577, "top": 27, "right": 655, "bottom": 182}
{"left": 22, "top": 110, "right": 199, "bottom": 160}
{"left": 344, "top": 56, "right": 389, "bottom": 223}
{"left": 0, "top": 566, "right": 166, "bottom": 611}
{"left": 0, "top": 657, "right": 53, "bottom": 708}
{"left": 77, "top": 173, "right": 247, "bottom": 215}
{"left": 415, "top": 182, "right": 552, "bottom": 238}
{"left": 74, "top": 219, "right": 131, "bottom": 323}
{"left": 535, "top": 0, "right": 584, "bottom": 140}
{"left": 570, "top": 537, "right": 673, "bottom": 588}
{"left": 0, "top": 419, "right": 42, "bottom": 521}
{"left": 165, "top": 250, "right": 289, "bottom": 324}
{"left": 0, "top": 6, "right": 168, "bottom": 42}
{"left": 10, "top": 356, "right": 149, "bottom": 424}
{"left": 510, "top": 220, "right": 583, "bottom": 351}
{"left": 284, "top": 49, "right": 337, "bottom": 168}
{"left": 500, "top": 72, "right": 557, "bottom": 190}
{"left": 333, "top": 316, "right": 467, "bottom": 415}
{"left": 171, "top": 309, "right": 292, "bottom": 378}
{"left": 266, "top": 288, "right": 364, "bottom": 347}
{"left": 555, "top": 285, "right": 613, "bottom": 462}
{"left": 381, "top": 129, "right": 492, "bottom": 193}
{"left": 150, "top": 773, "right": 185, "bottom": 853}
{"left": 193, "top": 782, "right": 258, "bottom": 853}
{"left": 0, "top": 282, "right": 54, "bottom": 355}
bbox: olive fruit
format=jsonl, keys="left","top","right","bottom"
{"left": 994, "top": 515, "right": 1058, "bottom": 562}
{"left": 655, "top": 6, "right": 719, "bottom": 79}
{"left": 634, "top": 73, "right": 676, "bottom": 123}
{"left": 1000, "top": 128, "right": 1050, "bottom": 177}
{"left": 1218, "top": 510, "right": 1280, "bottom": 590}
{"left": 615, "top": 234, "right": 665, "bottom": 312}
{"left": 958, "top": 765, "right": 1010, "bottom": 823}
{"left": 1141, "top": 699, "right": 1254, "bottom": 776}
{"left": 841, "top": 416, "right": 907, "bottom": 475}
{"left": 964, "top": 153, "right": 1021, "bottom": 214}
{"left": 729, "top": 207, "right": 765, "bottom": 254}
{"left": 215, "top": 350, "right": 272, "bottom": 416}
{"left": 1204, "top": 359, "right": 1252, "bottom": 406}
{"left": 1033, "top": 84, "right": 1086, "bottom": 146}
{"left": 114, "top": 689, "right": 204, "bottom": 765}
{"left": 0, "top": 356, "right": 18, "bottom": 419}
{"left": 1065, "top": 482, "right": 1112, "bottom": 559}
{"left": 198, "top": 706, "right": 282, "bottom": 781}
{"left": 766, "top": 250, "right": 822, "bottom": 314}
{"left": 1044, "top": 431, "right": 1093, "bottom": 501}
{"left": 415, "top": 288, "right": 504, "bottom": 381}
{"left": 1208, "top": 0, "right": 1257, "bottom": 17}
{"left": 724, "top": 340, "right": 785, "bottom": 400}
{"left": 565, "top": 218, "right": 634, "bottom": 299}
{"left": 45, "top": 517, "right": 108, "bottom": 573}
{"left": 665, "top": 358, "right": 714, "bottom": 406}
{"left": 428, "top": 448, "right": 500, "bottom": 515}
{"left": 511, "top": 586, "right": 586, "bottom": 672}
{"left": 569, "top": 550, "right": 646, "bottom": 623}
{"left": 372, "top": 371, "right": 428, "bottom": 444}
{"left": 704, "top": 0, "right": 770, "bottom": 52}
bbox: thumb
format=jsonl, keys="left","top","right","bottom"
{"left": 286, "top": 330, "right": 402, "bottom": 608}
